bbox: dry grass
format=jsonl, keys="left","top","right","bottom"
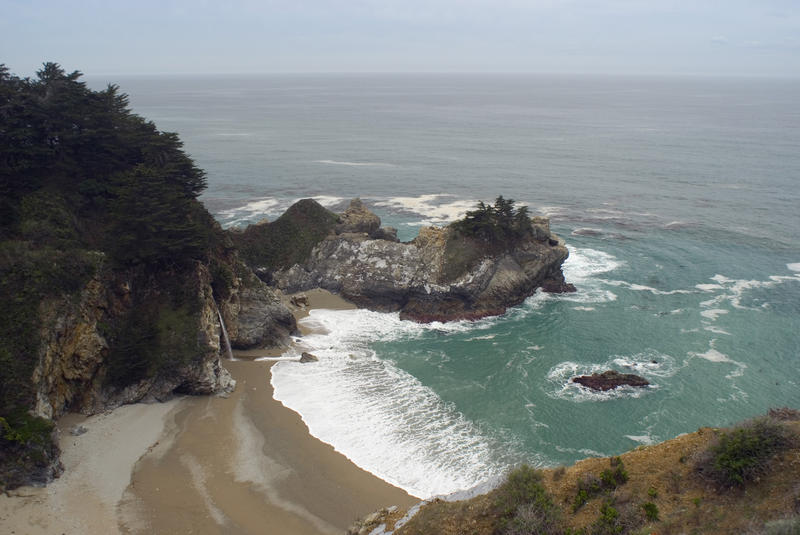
{"left": 390, "top": 416, "right": 800, "bottom": 535}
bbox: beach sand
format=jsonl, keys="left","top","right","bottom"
{"left": 1, "top": 289, "right": 416, "bottom": 535}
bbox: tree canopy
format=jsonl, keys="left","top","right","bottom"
{"left": 451, "top": 196, "right": 533, "bottom": 244}
{"left": 0, "top": 62, "right": 211, "bottom": 266}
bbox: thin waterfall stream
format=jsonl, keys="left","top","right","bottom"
{"left": 217, "top": 308, "right": 234, "bottom": 360}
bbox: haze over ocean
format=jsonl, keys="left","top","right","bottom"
{"left": 87, "top": 74, "right": 800, "bottom": 498}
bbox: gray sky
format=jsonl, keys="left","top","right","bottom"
{"left": 2, "top": 0, "right": 798, "bottom": 77}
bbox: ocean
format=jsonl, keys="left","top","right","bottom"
{"left": 87, "top": 73, "right": 800, "bottom": 498}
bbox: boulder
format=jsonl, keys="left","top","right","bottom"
{"left": 573, "top": 370, "right": 650, "bottom": 391}
{"left": 336, "top": 198, "right": 381, "bottom": 236}
{"left": 299, "top": 352, "right": 319, "bottom": 363}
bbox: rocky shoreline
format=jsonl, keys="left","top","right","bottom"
{"left": 248, "top": 198, "right": 575, "bottom": 322}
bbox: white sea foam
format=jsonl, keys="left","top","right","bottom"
{"left": 689, "top": 340, "right": 748, "bottom": 379}
{"left": 788, "top": 263, "right": 800, "bottom": 272}
{"left": 700, "top": 309, "right": 728, "bottom": 321}
{"left": 695, "top": 348, "right": 730, "bottom": 363}
{"left": 540, "top": 246, "right": 621, "bottom": 304}
{"left": 546, "top": 350, "right": 675, "bottom": 402}
{"left": 218, "top": 197, "right": 282, "bottom": 226}
{"left": 605, "top": 280, "right": 692, "bottom": 295}
{"left": 315, "top": 159, "right": 396, "bottom": 167}
{"left": 703, "top": 326, "right": 731, "bottom": 335}
{"left": 373, "top": 194, "right": 476, "bottom": 225}
{"left": 271, "top": 309, "right": 509, "bottom": 498}
{"left": 625, "top": 434, "right": 655, "bottom": 445}
{"left": 572, "top": 306, "right": 596, "bottom": 311}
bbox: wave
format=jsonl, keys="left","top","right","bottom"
{"left": 604, "top": 280, "right": 693, "bottom": 296}
{"left": 689, "top": 339, "right": 747, "bottom": 379}
{"left": 271, "top": 309, "right": 510, "bottom": 498}
{"left": 537, "top": 246, "right": 621, "bottom": 304}
{"left": 314, "top": 159, "right": 396, "bottom": 167}
{"left": 217, "top": 197, "right": 282, "bottom": 226}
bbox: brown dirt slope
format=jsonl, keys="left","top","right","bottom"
{"left": 377, "top": 411, "right": 800, "bottom": 535}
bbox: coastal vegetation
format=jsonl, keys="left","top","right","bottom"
{"left": 232, "top": 198, "right": 340, "bottom": 276}
{"left": 0, "top": 63, "right": 231, "bottom": 488}
{"left": 369, "top": 410, "right": 800, "bottom": 535}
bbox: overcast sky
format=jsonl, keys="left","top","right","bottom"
{"left": 2, "top": 0, "right": 798, "bottom": 77}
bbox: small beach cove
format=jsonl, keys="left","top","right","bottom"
{"left": 0, "top": 289, "right": 417, "bottom": 535}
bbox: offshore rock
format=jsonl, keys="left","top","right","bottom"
{"left": 573, "top": 370, "right": 650, "bottom": 391}
{"left": 273, "top": 200, "right": 571, "bottom": 322}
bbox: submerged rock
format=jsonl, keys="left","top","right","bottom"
{"left": 573, "top": 370, "right": 650, "bottom": 391}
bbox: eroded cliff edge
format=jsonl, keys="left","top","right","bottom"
{"left": 235, "top": 198, "right": 574, "bottom": 322}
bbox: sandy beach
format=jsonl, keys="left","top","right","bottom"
{"left": 0, "top": 289, "right": 416, "bottom": 535}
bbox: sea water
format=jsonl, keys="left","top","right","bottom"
{"left": 87, "top": 74, "right": 800, "bottom": 498}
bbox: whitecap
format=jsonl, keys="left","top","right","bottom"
{"left": 572, "top": 306, "right": 596, "bottom": 311}
{"left": 694, "top": 348, "right": 731, "bottom": 363}
{"left": 700, "top": 309, "right": 728, "bottom": 321}
{"left": 788, "top": 263, "right": 800, "bottom": 272}
{"left": 605, "top": 280, "right": 692, "bottom": 295}
{"left": 703, "top": 326, "right": 731, "bottom": 335}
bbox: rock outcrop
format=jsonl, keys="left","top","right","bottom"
{"left": 269, "top": 199, "right": 573, "bottom": 322}
{"left": 31, "top": 258, "right": 295, "bottom": 421}
{"left": 572, "top": 370, "right": 650, "bottom": 391}
{"left": 220, "top": 269, "right": 297, "bottom": 350}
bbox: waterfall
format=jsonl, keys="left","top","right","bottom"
{"left": 217, "top": 308, "right": 234, "bottom": 360}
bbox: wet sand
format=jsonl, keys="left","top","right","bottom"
{"left": 121, "top": 359, "right": 416, "bottom": 535}
{"left": 1, "top": 289, "right": 416, "bottom": 535}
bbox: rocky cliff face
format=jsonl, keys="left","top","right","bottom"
{"left": 30, "top": 259, "right": 294, "bottom": 422}
{"left": 273, "top": 200, "right": 572, "bottom": 322}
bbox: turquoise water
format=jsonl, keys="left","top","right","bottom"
{"left": 87, "top": 74, "right": 800, "bottom": 497}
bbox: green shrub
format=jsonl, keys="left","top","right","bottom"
{"left": 495, "top": 465, "right": 563, "bottom": 534}
{"left": 573, "top": 458, "right": 629, "bottom": 511}
{"left": 592, "top": 502, "right": 623, "bottom": 535}
{"left": 641, "top": 502, "right": 659, "bottom": 522}
{"left": 697, "top": 417, "right": 792, "bottom": 487}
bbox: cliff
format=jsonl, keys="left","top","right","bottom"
{"left": 352, "top": 410, "right": 800, "bottom": 535}
{"left": 0, "top": 64, "right": 296, "bottom": 489}
{"left": 240, "top": 198, "right": 573, "bottom": 322}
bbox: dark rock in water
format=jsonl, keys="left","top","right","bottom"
{"left": 541, "top": 278, "right": 577, "bottom": 293}
{"left": 299, "top": 352, "right": 319, "bottom": 363}
{"left": 573, "top": 370, "right": 650, "bottom": 391}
